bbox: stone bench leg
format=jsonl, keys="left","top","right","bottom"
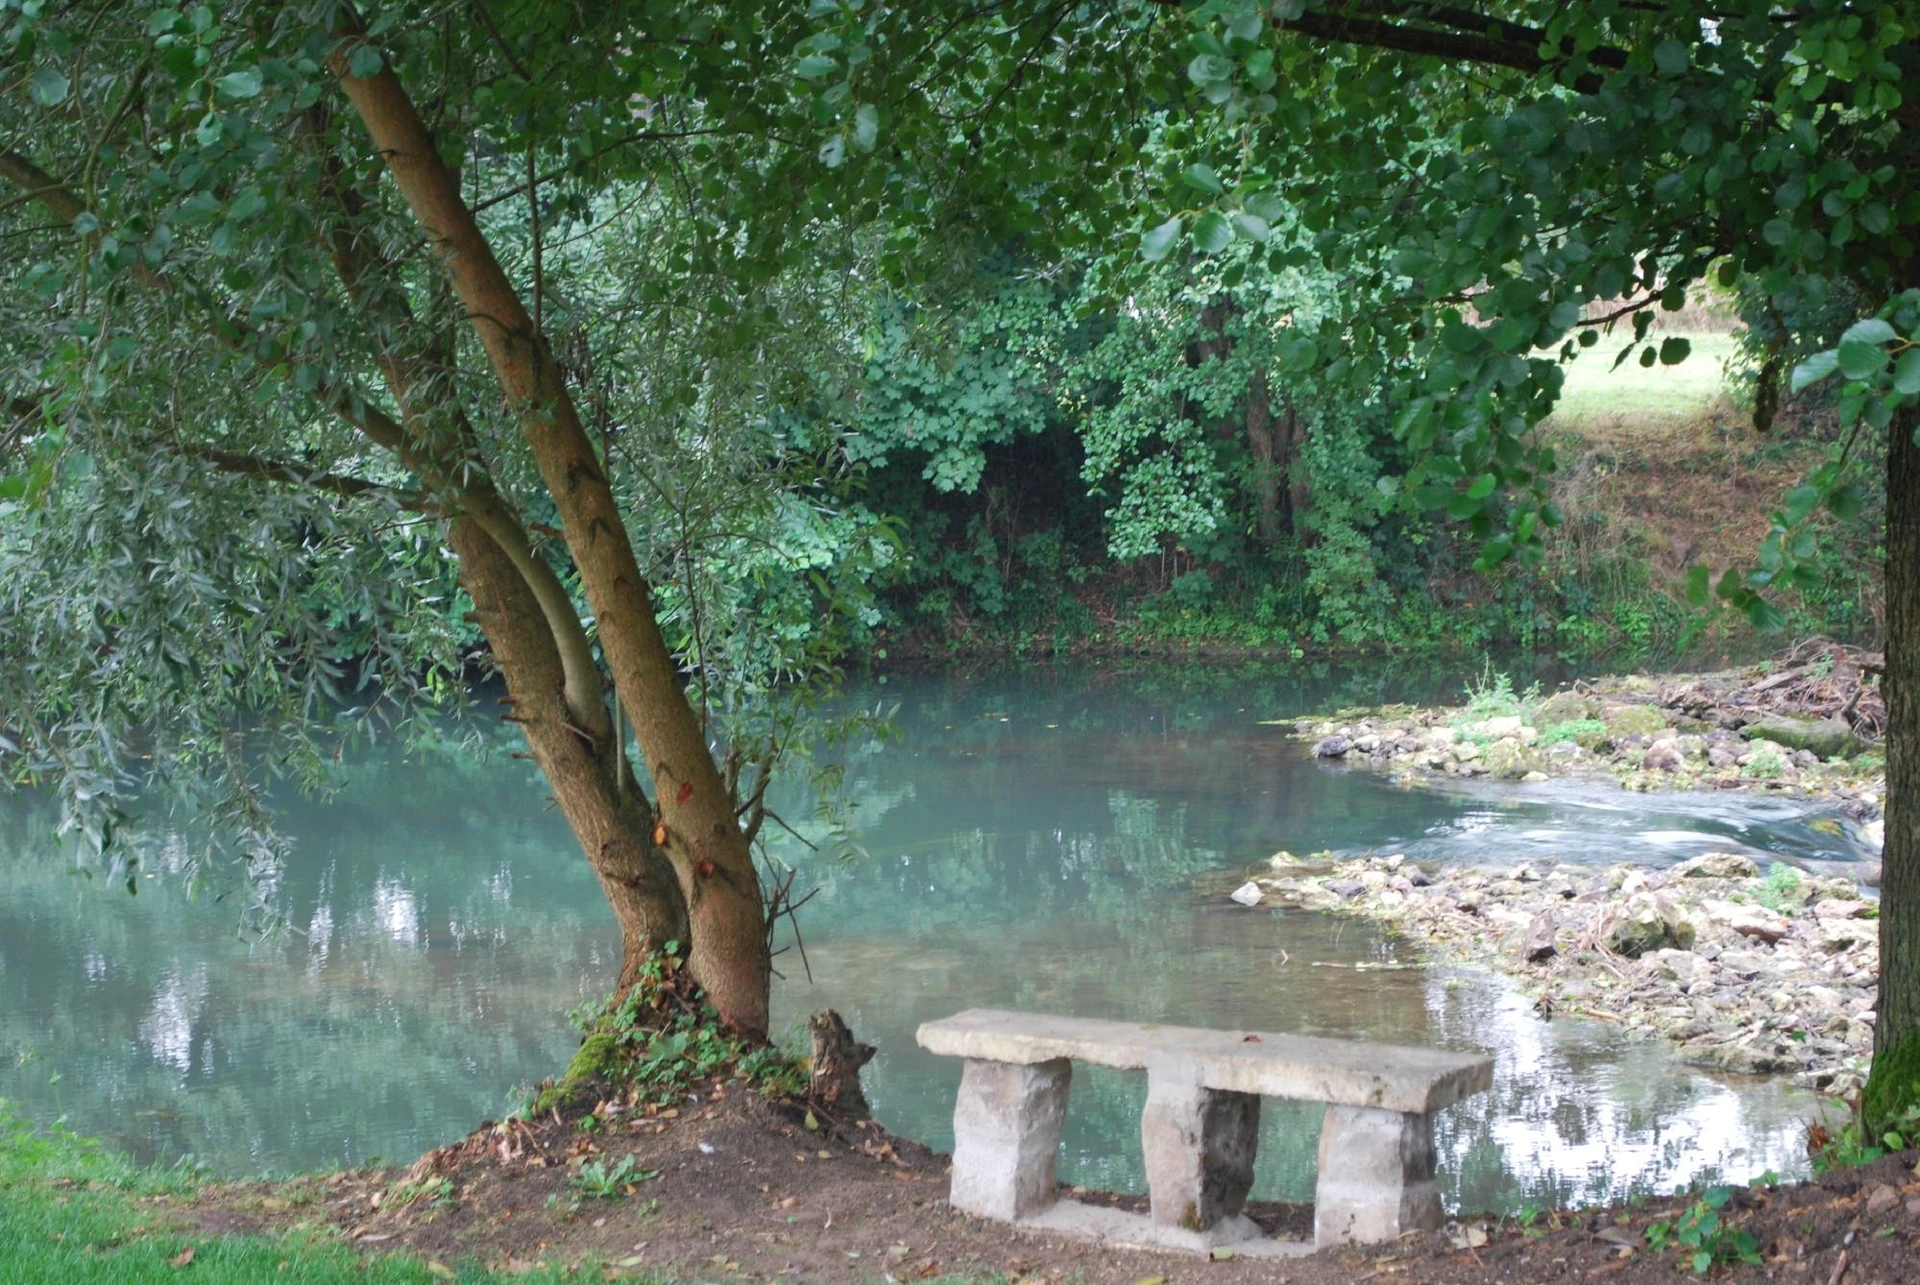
{"left": 1314, "top": 1104, "right": 1443, "bottom": 1247}
{"left": 1140, "top": 1063, "right": 1260, "bottom": 1232}
{"left": 949, "top": 1057, "right": 1072, "bottom": 1221}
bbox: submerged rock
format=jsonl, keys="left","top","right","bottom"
{"left": 1314, "top": 735, "right": 1353, "bottom": 758}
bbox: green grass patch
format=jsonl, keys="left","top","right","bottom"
{"left": 0, "top": 1102, "right": 589, "bottom": 1284}
{"left": 1548, "top": 331, "right": 1740, "bottom": 428}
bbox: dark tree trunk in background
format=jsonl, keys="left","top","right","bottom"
{"left": 1867, "top": 402, "right": 1920, "bottom": 1122}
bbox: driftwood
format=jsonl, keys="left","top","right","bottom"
{"left": 1659, "top": 638, "right": 1886, "bottom": 741}
{"left": 807, "top": 1009, "right": 875, "bottom": 1118}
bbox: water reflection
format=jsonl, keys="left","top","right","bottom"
{"left": 0, "top": 662, "right": 1857, "bottom": 1207}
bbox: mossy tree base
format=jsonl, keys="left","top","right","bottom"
{"left": 1861, "top": 1032, "right": 1920, "bottom": 1134}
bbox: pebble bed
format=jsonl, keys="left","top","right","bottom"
{"left": 1234, "top": 850, "right": 1880, "bottom": 1100}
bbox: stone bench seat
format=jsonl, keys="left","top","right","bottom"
{"left": 916, "top": 1008, "right": 1493, "bottom": 1256}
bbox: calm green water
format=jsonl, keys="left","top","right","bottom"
{"left": 0, "top": 664, "right": 1869, "bottom": 1211}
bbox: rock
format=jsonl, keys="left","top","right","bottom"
{"left": 1740, "top": 714, "right": 1864, "bottom": 760}
{"left": 1229, "top": 881, "right": 1264, "bottom": 907}
{"left": 1606, "top": 892, "right": 1695, "bottom": 958}
{"left": 1315, "top": 735, "right": 1353, "bottom": 758}
{"left": 1520, "top": 913, "right": 1557, "bottom": 963}
{"left": 1521, "top": 770, "right": 1550, "bottom": 782}
{"left": 1644, "top": 949, "right": 1699, "bottom": 982}
{"left": 1323, "top": 879, "right": 1367, "bottom": 899}
{"left": 1602, "top": 704, "right": 1669, "bottom": 737}
{"left": 1704, "top": 898, "right": 1792, "bottom": 943}
{"left": 1812, "top": 898, "right": 1873, "bottom": 920}
{"left": 1532, "top": 691, "right": 1594, "bottom": 726}
{"left": 1406, "top": 869, "right": 1435, "bottom": 888}
{"left": 1865, "top": 1183, "right": 1901, "bottom": 1218}
{"left": 1642, "top": 738, "right": 1688, "bottom": 772}
{"left": 1426, "top": 726, "right": 1458, "bottom": 747}
{"left": 1814, "top": 920, "right": 1875, "bottom": 953}
{"left": 1481, "top": 738, "right": 1544, "bottom": 780}
{"left": 1474, "top": 716, "right": 1525, "bottom": 739}
{"left": 1859, "top": 818, "right": 1884, "bottom": 851}
{"left": 1672, "top": 852, "right": 1760, "bottom": 880}
{"left": 1355, "top": 733, "right": 1382, "bottom": 752}
{"left": 1452, "top": 741, "right": 1481, "bottom": 763}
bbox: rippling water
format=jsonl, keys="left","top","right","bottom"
{"left": 0, "top": 663, "right": 1864, "bottom": 1208}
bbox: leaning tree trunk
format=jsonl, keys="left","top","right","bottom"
{"left": 330, "top": 30, "right": 773, "bottom": 1036}
{"left": 1866, "top": 402, "right": 1920, "bottom": 1123}
{"left": 449, "top": 520, "right": 690, "bottom": 988}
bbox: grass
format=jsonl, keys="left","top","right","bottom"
{"left": 0, "top": 1102, "right": 596, "bottom": 1284}
{"left": 1549, "top": 330, "right": 1742, "bottom": 430}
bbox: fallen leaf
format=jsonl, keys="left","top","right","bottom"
{"left": 428, "top": 1263, "right": 455, "bottom": 1279}
{"left": 169, "top": 1246, "right": 195, "bottom": 1268}
{"left": 1138, "top": 1276, "right": 1167, "bottom": 1284}
{"left": 804, "top": 1111, "right": 819, "bottom": 1130}
{"left": 1241, "top": 1034, "right": 1262, "bottom": 1043}
{"left": 617, "top": 1257, "right": 645, "bottom": 1268}
{"left": 1209, "top": 1245, "right": 1235, "bottom": 1261}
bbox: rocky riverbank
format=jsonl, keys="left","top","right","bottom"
{"left": 1231, "top": 850, "right": 1880, "bottom": 1099}
{"left": 1292, "top": 646, "right": 1888, "bottom": 846}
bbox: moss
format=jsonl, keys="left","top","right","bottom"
{"left": 533, "top": 1032, "right": 624, "bottom": 1114}
{"left": 1861, "top": 1029, "right": 1920, "bottom": 1132}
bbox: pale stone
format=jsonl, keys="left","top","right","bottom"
{"left": 1813, "top": 898, "right": 1873, "bottom": 919}
{"left": 1477, "top": 716, "right": 1524, "bottom": 738}
{"left": 1673, "top": 852, "right": 1760, "bottom": 879}
{"left": 948, "top": 1057, "right": 1071, "bottom": 1222}
{"left": 1229, "top": 881, "right": 1264, "bottom": 907}
{"left": 1453, "top": 741, "right": 1481, "bottom": 762}
{"left": 1700, "top": 898, "right": 1790, "bottom": 945}
{"left": 1140, "top": 1061, "right": 1259, "bottom": 1231}
{"left": 1314, "top": 1105, "right": 1442, "bottom": 1247}
{"left": 1815, "top": 920, "right": 1876, "bottom": 953}
{"left": 917, "top": 1010, "right": 1493, "bottom": 1114}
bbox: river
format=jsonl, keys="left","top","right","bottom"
{"left": 0, "top": 663, "right": 1873, "bottom": 1212}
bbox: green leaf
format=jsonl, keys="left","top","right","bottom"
{"left": 795, "top": 54, "right": 837, "bottom": 80}
{"left": 1231, "top": 212, "right": 1271, "bottom": 242}
{"left": 1140, "top": 218, "right": 1183, "bottom": 262}
{"left": 1782, "top": 484, "right": 1821, "bottom": 525}
{"left": 30, "top": 68, "right": 71, "bottom": 108}
{"left": 1745, "top": 597, "right": 1787, "bottom": 632}
{"left": 1789, "top": 350, "right": 1839, "bottom": 393}
{"left": 1685, "top": 565, "right": 1710, "bottom": 607}
{"left": 852, "top": 103, "right": 878, "bottom": 152}
{"left": 1825, "top": 483, "right": 1864, "bottom": 521}
{"left": 346, "top": 45, "right": 384, "bottom": 78}
{"left": 1653, "top": 40, "right": 1689, "bottom": 76}
{"left": 215, "top": 68, "right": 263, "bottom": 99}
{"left": 817, "top": 135, "right": 845, "bottom": 168}
{"left": 1465, "top": 472, "right": 1497, "bottom": 500}
{"left": 1658, "top": 336, "right": 1691, "bottom": 366}
{"left": 1838, "top": 338, "right": 1889, "bottom": 380}
{"left": 1840, "top": 318, "right": 1897, "bottom": 347}
{"left": 1183, "top": 163, "right": 1225, "bottom": 195}
{"left": 1892, "top": 348, "right": 1920, "bottom": 397}
{"left": 1191, "top": 211, "right": 1232, "bottom": 254}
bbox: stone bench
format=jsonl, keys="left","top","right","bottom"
{"left": 916, "top": 1008, "right": 1493, "bottom": 1256}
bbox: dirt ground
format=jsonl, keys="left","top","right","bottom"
{"left": 182, "top": 1077, "right": 1920, "bottom": 1284}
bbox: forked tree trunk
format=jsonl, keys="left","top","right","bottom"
{"left": 1868, "top": 402, "right": 1919, "bottom": 1120}
{"left": 330, "top": 30, "right": 772, "bottom": 1036}
{"left": 449, "top": 519, "right": 690, "bottom": 988}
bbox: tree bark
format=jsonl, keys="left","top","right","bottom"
{"left": 1868, "top": 402, "right": 1920, "bottom": 1120}
{"left": 450, "top": 519, "right": 690, "bottom": 986}
{"left": 330, "top": 29, "right": 772, "bottom": 1034}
